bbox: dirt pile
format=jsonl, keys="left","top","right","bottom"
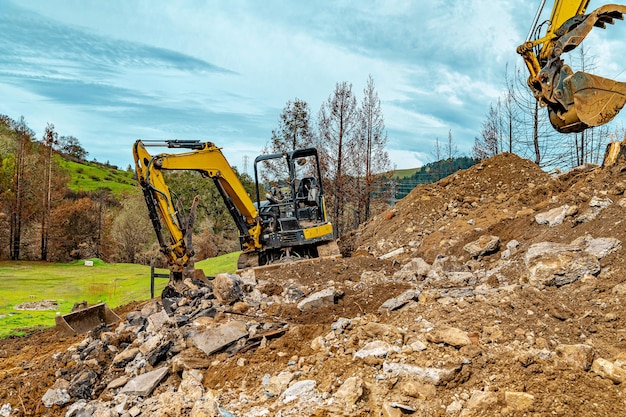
{"left": 2, "top": 152, "right": 626, "bottom": 416}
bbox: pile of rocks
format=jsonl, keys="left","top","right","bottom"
{"left": 39, "top": 272, "right": 291, "bottom": 416}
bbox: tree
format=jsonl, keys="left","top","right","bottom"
{"left": 472, "top": 104, "right": 500, "bottom": 160}
{"left": 8, "top": 116, "right": 36, "bottom": 260}
{"left": 268, "top": 99, "right": 314, "bottom": 152}
{"left": 48, "top": 197, "right": 101, "bottom": 261}
{"left": 318, "top": 82, "right": 359, "bottom": 237}
{"left": 111, "top": 194, "right": 153, "bottom": 263}
{"left": 261, "top": 99, "right": 315, "bottom": 184}
{"left": 40, "top": 123, "right": 58, "bottom": 260}
{"left": 353, "top": 75, "right": 392, "bottom": 223}
{"left": 57, "top": 135, "right": 88, "bottom": 160}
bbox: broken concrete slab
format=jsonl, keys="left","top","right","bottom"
{"left": 190, "top": 320, "right": 248, "bottom": 356}
{"left": 120, "top": 366, "right": 169, "bottom": 396}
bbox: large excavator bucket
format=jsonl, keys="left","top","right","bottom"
{"left": 55, "top": 302, "right": 121, "bottom": 336}
{"left": 550, "top": 71, "right": 626, "bottom": 133}
{"left": 520, "top": 4, "right": 626, "bottom": 133}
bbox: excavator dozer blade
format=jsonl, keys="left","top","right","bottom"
{"left": 550, "top": 71, "right": 626, "bottom": 133}
{"left": 55, "top": 303, "right": 121, "bottom": 336}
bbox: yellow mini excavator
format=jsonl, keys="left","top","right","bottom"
{"left": 133, "top": 140, "right": 339, "bottom": 290}
{"left": 517, "top": 0, "right": 626, "bottom": 133}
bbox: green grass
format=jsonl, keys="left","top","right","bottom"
{"left": 59, "top": 158, "right": 137, "bottom": 195}
{"left": 0, "top": 253, "right": 239, "bottom": 338}
{"left": 393, "top": 167, "right": 420, "bottom": 179}
{"left": 195, "top": 251, "right": 239, "bottom": 276}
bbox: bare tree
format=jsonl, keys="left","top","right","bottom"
{"left": 318, "top": 82, "right": 359, "bottom": 237}
{"left": 472, "top": 104, "right": 500, "bottom": 160}
{"left": 9, "top": 116, "right": 36, "bottom": 260}
{"left": 40, "top": 123, "right": 57, "bottom": 260}
{"left": 354, "top": 75, "right": 392, "bottom": 223}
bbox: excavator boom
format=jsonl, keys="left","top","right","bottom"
{"left": 518, "top": 1, "right": 626, "bottom": 133}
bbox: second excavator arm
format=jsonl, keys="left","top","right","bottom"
{"left": 517, "top": 1, "right": 626, "bottom": 133}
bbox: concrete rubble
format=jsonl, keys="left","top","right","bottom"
{"left": 29, "top": 229, "right": 625, "bottom": 416}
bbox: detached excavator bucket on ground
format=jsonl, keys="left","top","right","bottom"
{"left": 55, "top": 302, "right": 121, "bottom": 336}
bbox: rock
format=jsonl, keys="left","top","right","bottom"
{"left": 590, "top": 196, "right": 613, "bottom": 208}
{"left": 380, "top": 247, "right": 405, "bottom": 259}
{"left": 382, "top": 361, "right": 461, "bottom": 385}
{"left": 460, "top": 390, "right": 498, "bottom": 417}
{"left": 378, "top": 289, "right": 420, "bottom": 311}
{"left": 171, "top": 348, "right": 212, "bottom": 372}
{"left": 68, "top": 369, "right": 98, "bottom": 400}
{"left": 120, "top": 366, "right": 169, "bottom": 396}
{"left": 425, "top": 326, "right": 472, "bottom": 348}
{"left": 106, "top": 376, "right": 129, "bottom": 390}
{"left": 505, "top": 391, "right": 534, "bottom": 411}
{"left": 393, "top": 258, "right": 431, "bottom": 280}
{"left": 464, "top": 235, "right": 500, "bottom": 257}
{"left": 501, "top": 239, "right": 520, "bottom": 259}
{"left": 265, "top": 372, "right": 295, "bottom": 397}
{"left": 281, "top": 380, "right": 317, "bottom": 403}
{"left": 146, "top": 339, "right": 173, "bottom": 366}
{"left": 146, "top": 309, "right": 171, "bottom": 333}
{"left": 189, "top": 320, "right": 248, "bottom": 356}
{"left": 391, "top": 402, "right": 416, "bottom": 412}
{"left": 583, "top": 237, "right": 622, "bottom": 258}
{"left": 334, "top": 376, "right": 363, "bottom": 406}
{"left": 189, "top": 390, "right": 220, "bottom": 417}
{"left": 524, "top": 242, "right": 600, "bottom": 287}
{"left": 213, "top": 273, "right": 244, "bottom": 305}
{"left": 591, "top": 358, "right": 626, "bottom": 383}
{"left": 0, "top": 404, "right": 10, "bottom": 417}
{"left": 446, "top": 400, "right": 463, "bottom": 414}
{"left": 535, "top": 205, "right": 570, "bottom": 226}
{"left": 399, "top": 381, "right": 436, "bottom": 399}
{"left": 112, "top": 347, "right": 140, "bottom": 368}
{"left": 555, "top": 344, "right": 594, "bottom": 371}
{"left": 381, "top": 402, "right": 401, "bottom": 417}
{"left": 353, "top": 340, "right": 399, "bottom": 359}
{"left": 179, "top": 369, "right": 205, "bottom": 401}
{"left": 297, "top": 287, "right": 338, "bottom": 312}
{"left": 42, "top": 388, "right": 70, "bottom": 407}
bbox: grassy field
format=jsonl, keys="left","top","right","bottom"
{"left": 0, "top": 253, "right": 239, "bottom": 338}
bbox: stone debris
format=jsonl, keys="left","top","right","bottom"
{"left": 4, "top": 153, "right": 625, "bottom": 416}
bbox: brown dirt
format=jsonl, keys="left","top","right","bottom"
{"left": 2, "top": 152, "right": 626, "bottom": 416}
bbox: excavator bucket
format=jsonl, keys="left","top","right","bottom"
{"left": 550, "top": 71, "right": 626, "bottom": 133}
{"left": 570, "top": 72, "right": 626, "bottom": 128}
{"left": 55, "top": 302, "right": 121, "bottom": 336}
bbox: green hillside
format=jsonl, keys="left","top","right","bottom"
{"left": 59, "top": 157, "right": 137, "bottom": 195}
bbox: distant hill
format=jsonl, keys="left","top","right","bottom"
{"left": 58, "top": 157, "right": 137, "bottom": 195}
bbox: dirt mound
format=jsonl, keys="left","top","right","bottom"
{"left": 2, "top": 152, "right": 626, "bottom": 416}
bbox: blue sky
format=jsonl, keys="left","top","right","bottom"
{"left": 1, "top": 1, "right": 625, "bottom": 172}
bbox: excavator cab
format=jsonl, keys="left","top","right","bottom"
{"left": 249, "top": 148, "right": 334, "bottom": 266}
{"left": 517, "top": 3, "right": 626, "bottom": 133}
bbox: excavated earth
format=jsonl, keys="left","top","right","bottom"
{"left": 2, "top": 152, "right": 626, "bottom": 416}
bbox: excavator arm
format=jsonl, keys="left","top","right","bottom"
{"left": 517, "top": 1, "right": 626, "bottom": 133}
{"left": 133, "top": 140, "right": 262, "bottom": 285}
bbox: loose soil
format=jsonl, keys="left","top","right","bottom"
{"left": 2, "top": 152, "right": 626, "bottom": 416}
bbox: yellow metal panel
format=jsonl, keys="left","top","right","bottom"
{"left": 303, "top": 223, "right": 334, "bottom": 240}
{"left": 549, "top": 0, "right": 590, "bottom": 34}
